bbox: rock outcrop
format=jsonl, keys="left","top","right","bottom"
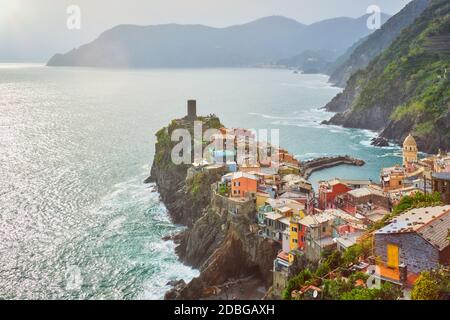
{"left": 148, "top": 116, "right": 280, "bottom": 300}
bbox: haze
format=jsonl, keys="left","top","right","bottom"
{"left": 0, "top": 0, "right": 412, "bottom": 62}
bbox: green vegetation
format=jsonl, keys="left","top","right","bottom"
{"left": 342, "top": 240, "right": 372, "bottom": 265}
{"left": 188, "top": 172, "right": 206, "bottom": 197}
{"left": 282, "top": 269, "right": 314, "bottom": 300}
{"left": 153, "top": 115, "right": 223, "bottom": 169}
{"left": 340, "top": 283, "right": 402, "bottom": 300}
{"left": 344, "top": 0, "right": 450, "bottom": 148}
{"left": 284, "top": 245, "right": 403, "bottom": 300}
{"left": 369, "top": 192, "right": 443, "bottom": 231}
{"left": 282, "top": 240, "right": 374, "bottom": 300}
{"left": 411, "top": 271, "right": 440, "bottom": 300}
{"left": 412, "top": 268, "right": 450, "bottom": 300}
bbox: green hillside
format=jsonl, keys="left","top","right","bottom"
{"left": 326, "top": 0, "right": 449, "bottom": 153}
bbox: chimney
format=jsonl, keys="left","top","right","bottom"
{"left": 187, "top": 100, "right": 197, "bottom": 120}
{"left": 399, "top": 263, "right": 407, "bottom": 284}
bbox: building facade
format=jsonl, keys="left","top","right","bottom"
{"left": 403, "top": 134, "right": 418, "bottom": 167}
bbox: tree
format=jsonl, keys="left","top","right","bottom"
{"left": 411, "top": 271, "right": 440, "bottom": 300}
{"left": 341, "top": 287, "right": 377, "bottom": 300}
{"left": 412, "top": 269, "right": 450, "bottom": 300}
{"left": 340, "top": 282, "right": 401, "bottom": 300}
{"left": 343, "top": 245, "right": 363, "bottom": 265}
{"left": 282, "top": 269, "right": 313, "bottom": 300}
{"left": 323, "top": 278, "right": 352, "bottom": 300}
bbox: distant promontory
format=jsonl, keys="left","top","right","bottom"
{"left": 47, "top": 14, "right": 389, "bottom": 69}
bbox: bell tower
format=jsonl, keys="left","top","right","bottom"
{"left": 403, "top": 134, "right": 418, "bottom": 166}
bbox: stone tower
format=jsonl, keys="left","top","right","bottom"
{"left": 403, "top": 134, "right": 418, "bottom": 166}
{"left": 187, "top": 100, "right": 197, "bottom": 120}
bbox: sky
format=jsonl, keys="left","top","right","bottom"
{"left": 0, "top": 0, "right": 412, "bottom": 62}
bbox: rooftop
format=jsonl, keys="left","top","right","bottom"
{"left": 347, "top": 187, "right": 386, "bottom": 198}
{"left": 300, "top": 212, "right": 335, "bottom": 227}
{"left": 336, "top": 232, "right": 364, "bottom": 249}
{"left": 232, "top": 172, "right": 258, "bottom": 181}
{"left": 322, "top": 178, "right": 372, "bottom": 187}
{"left": 432, "top": 172, "right": 450, "bottom": 181}
{"left": 376, "top": 206, "right": 450, "bottom": 246}
{"left": 277, "top": 206, "right": 293, "bottom": 214}
{"left": 417, "top": 209, "right": 450, "bottom": 251}
{"left": 264, "top": 211, "right": 284, "bottom": 221}
{"left": 279, "top": 216, "right": 291, "bottom": 226}
{"left": 403, "top": 134, "right": 417, "bottom": 147}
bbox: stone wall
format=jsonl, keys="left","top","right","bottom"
{"left": 374, "top": 232, "right": 440, "bottom": 274}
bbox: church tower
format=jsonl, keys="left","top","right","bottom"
{"left": 403, "top": 134, "right": 418, "bottom": 166}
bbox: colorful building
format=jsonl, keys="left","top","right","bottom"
{"left": 380, "top": 166, "right": 406, "bottom": 191}
{"left": 374, "top": 205, "right": 450, "bottom": 285}
{"left": 299, "top": 212, "right": 336, "bottom": 262}
{"left": 231, "top": 172, "right": 258, "bottom": 198}
{"left": 290, "top": 214, "right": 307, "bottom": 251}
{"left": 402, "top": 134, "right": 418, "bottom": 167}
{"left": 318, "top": 179, "right": 352, "bottom": 210}
{"left": 336, "top": 186, "right": 389, "bottom": 215}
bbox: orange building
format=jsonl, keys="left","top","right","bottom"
{"left": 278, "top": 149, "right": 300, "bottom": 167}
{"left": 231, "top": 172, "right": 258, "bottom": 198}
{"left": 380, "top": 166, "right": 406, "bottom": 191}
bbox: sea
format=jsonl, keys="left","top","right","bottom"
{"left": 0, "top": 64, "right": 401, "bottom": 299}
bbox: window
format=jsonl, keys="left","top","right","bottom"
{"left": 387, "top": 243, "right": 399, "bottom": 268}
{"left": 293, "top": 239, "right": 298, "bottom": 244}
{"left": 322, "top": 226, "right": 326, "bottom": 233}
{"left": 292, "top": 227, "right": 298, "bottom": 232}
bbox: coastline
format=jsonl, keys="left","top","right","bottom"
{"left": 148, "top": 112, "right": 366, "bottom": 300}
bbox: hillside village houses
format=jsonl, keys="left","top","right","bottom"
{"left": 373, "top": 206, "right": 450, "bottom": 286}
{"left": 184, "top": 101, "right": 449, "bottom": 299}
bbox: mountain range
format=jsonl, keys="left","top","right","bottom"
{"left": 324, "top": 0, "right": 449, "bottom": 153}
{"left": 47, "top": 14, "right": 389, "bottom": 68}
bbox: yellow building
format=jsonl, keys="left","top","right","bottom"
{"left": 256, "top": 192, "right": 269, "bottom": 209}
{"left": 403, "top": 134, "right": 418, "bottom": 166}
{"left": 289, "top": 213, "right": 305, "bottom": 251}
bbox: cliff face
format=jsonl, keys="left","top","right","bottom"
{"left": 328, "top": 0, "right": 430, "bottom": 87}
{"left": 148, "top": 116, "right": 223, "bottom": 226}
{"left": 171, "top": 193, "right": 279, "bottom": 299}
{"left": 148, "top": 116, "right": 279, "bottom": 300}
{"left": 324, "top": 0, "right": 450, "bottom": 153}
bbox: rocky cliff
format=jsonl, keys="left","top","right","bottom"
{"left": 324, "top": 0, "right": 450, "bottom": 153}
{"left": 328, "top": 0, "right": 430, "bottom": 87}
{"left": 148, "top": 116, "right": 279, "bottom": 300}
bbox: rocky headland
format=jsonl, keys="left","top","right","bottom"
{"left": 147, "top": 113, "right": 366, "bottom": 300}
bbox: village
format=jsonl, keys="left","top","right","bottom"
{"left": 178, "top": 101, "right": 450, "bottom": 300}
